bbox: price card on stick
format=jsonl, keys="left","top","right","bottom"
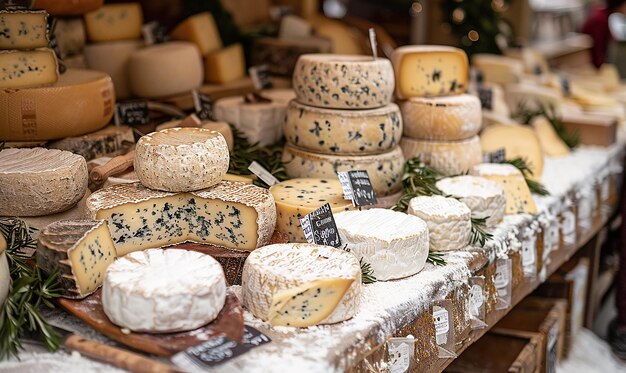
{"left": 337, "top": 170, "right": 377, "bottom": 207}
{"left": 192, "top": 90, "right": 214, "bottom": 121}
{"left": 114, "top": 101, "right": 150, "bottom": 125}
{"left": 300, "top": 203, "right": 342, "bottom": 248}
{"left": 249, "top": 64, "right": 273, "bottom": 90}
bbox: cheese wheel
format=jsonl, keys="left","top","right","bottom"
{"left": 472, "top": 54, "right": 524, "bottom": 85}
{"left": 391, "top": 45, "right": 469, "bottom": 99}
{"left": 480, "top": 124, "right": 544, "bottom": 179}
{"left": 284, "top": 100, "right": 402, "bottom": 155}
{"left": 134, "top": 128, "right": 230, "bottom": 192}
{"left": 292, "top": 54, "right": 394, "bottom": 109}
{"left": 400, "top": 136, "right": 482, "bottom": 176}
{"left": 102, "top": 249, "right": 226, "bottom": 332}
{"left": 155, "top": 120, "right": 234, "bottom": 151}
{"left": 84, "top": 40, "right": 143, "bottom": 100}
{"left": 0, "top": 69, "right": 115, "bottom": 142}
{"left": 282, "top": 144, "right": 404, "bottom": 196}
{"left": 242, "top": 243, "right": 361, "bottom": 327}
{"left": 84, "top": 3, "right": 143, "bottom": 42}
{"left": 32, "top": 0, "right": 104, "bottom": 16}
{"left": 471, "top": 163, "right": 537, "bottom": 215}
{"left": 0, "top": 148, "right": 88, "bottom": 217}
{"left": 128, "top": 42, "right": 203, "bottom": 98}
{"left": 0, "top": 234, "right": 10, "bottom": 309}
{"left": 400, "top": 94, "right": 481, "bottom": 141}
{"left": 0, "top": 49, "right": 59, "bottom": 89}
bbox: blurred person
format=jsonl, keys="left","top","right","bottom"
{"left": 581, "top": 0, "right": 626, "bottom": 68}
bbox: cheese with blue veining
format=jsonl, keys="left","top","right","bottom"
{"left": 0, "top": 10, "right": 49, "bottom": 49}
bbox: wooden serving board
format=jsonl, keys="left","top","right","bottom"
{"left": 58, "top": 291, "right": 244, "bottom": 357}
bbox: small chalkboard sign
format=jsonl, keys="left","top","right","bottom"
{"left": 248, "top": 65, "right": 273, "bottom": 90}
{"left": 142, "top": 21, "right": 169, "bottom": 45}
{"left": 482, "top": 148, "right": 506, "bottom": 163}
{"left": 477, "top": 87, "right": 493, "bottom": 110}
{"left": 337, "top": 170, "right": 377, "bottom": 207}
{"left": 560, "top": 76, "right": 571, "bottom": 96}
{"left": 114, "top": 101, "right": 150, "bottom": 125}
{"left": 192, "top": 90, "right": 214, "bottom": 121}
{"left": 300, "top": 203, "right": 342, "bottom": 248}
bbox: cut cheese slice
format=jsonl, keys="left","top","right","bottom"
{"left": 86, "top": 181, "right": 276, "bottom": 255}
{"left": 335, "top": 208, "right": 429, "bottom": 281}
{"left": 0, "top": 148, "right": 88, "bottom": 217}
{"left": 269, "top": 178, "right": 353, "bottom": 243}
{"left": 407, "top": 195, "right": 472, "bottom": 251}
{"left": 400, "top": 136, "right": 482, "bottom": 176}
{"left": 242, "top": 243, "right": 361, "bottom": 327}
{"left": 470, "top": 82, "right": 509, "bottom": 118}
{"left": 309, "top": 15, "right": 362, "bottom": 54}
{"left": 134, "top": 127, "right": 229, "bottom": 192}
{"left": 48, "top": 125, "right": 134, "bottom": 161}
{"left": 471, "top": 163, "right": 537, "bottom": 215}
{"left": 504, "top": 83, "right": 562, "bottom": 114}
{"left": 128, "top": 42, "right": 203, "bottom": 98}
{"left": 0, "top": 10, "right": 49, "bottom": 49}
{"left": 84, "top": 3, "right": 143, "bottom": 42}
{"left": 84, "top": 39, "right": 143, "bottom": 100}
{"left": 0, "top": 69, "right": 115, "bottom": 142}
{"left": 32, "top": 0, "right": 104, "bottom": 16}
{"left": 0, "top": 234, "right": 9, "bottom": 309}
{"left": 400, "top": 94, "right": 481, "bottom": 141}
{"left": 284, "top": 100, "right": 402, "bottom": 155}
{"left": 531, "top": 117, "right": 570, "bottom": 157}
{"left": 472, "top": 54, "right": 524, "bottom": 85}
{"left": 0, "top": 49, "right": 58, "bottom": 89}
{"left": 480, "top": 124, "right": 544, "bottom": 179}
{"left": 391, "top": 45, "right": 468, "bottom": 99}
{"left": 293, "top": 54, "right": 394, "bottom": 109}
{"left": 204, "top": 43, "right": 246, "bottom": 84}
{"left": 170, "top": 12, "right": 222, "bottom": 55}
{"left": 54, "top": 18, "right": 86, "bottom": 58}
{"left": 36, "top": 220, "right": 117, "bottom": 299}
{"left": 282, "top": 144, "right": 404, "bottom": 196}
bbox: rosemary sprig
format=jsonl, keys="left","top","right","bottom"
{"left": 391, "top": 157, "right": 444, "bottom": 212}
{"left": 360, "top": 259, "right": 377, "bottom": 284}
{"left": 514, "top": 100, "right": 580, "bottom": 149}
{"left": 501, "top": 157, "right": 550, "bottom": 196}
{"left": 470, "top": 217, "right": 493, "bottom": 247}
{"left": 427, "top": 251, "right": 447, "bottom": 266}
{"left": 0, "top": 218, "right": 62, "bottom": 360}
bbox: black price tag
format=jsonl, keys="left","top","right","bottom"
{"left": 482, "top": 148, "right": 506, "bottom": 163}
{"left": 560, "top": 76, "right": 571, "bottom": 97}
{"left": 142, "top": 21, "right": 169, "bottom": 45}
{"left": 477, "top": 87, "right": 493, "bottom": 110}
{"left": 337, "top": 170, "right": 377, "bottom": 207}
{"left": 0, "top": 0, "right": 29, "bottom": 9}
{"left": 248, "top": 65, "right": 273, "bottom": 90}
{"left": 192, "top": 90, "right": 214, "bottom": 121}
{"left": 299, "top": 203, "right": 342, "bottom": 248}
{"left": 114, "top": 101, "right": 150, "bottom": 125}
{"left": 533, "top": 64, "right": 543, "bottom": 76}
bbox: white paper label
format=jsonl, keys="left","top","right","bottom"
{"left": 388, "top": 341, "right": 411, "bottom": 373}
{"left": 543, "top": 225, "right": 553, "bottom": 255}
{"left": 433, "top": 308, "right": 449, "bottom": 339}
{"left": 469, "top": 284, "right": 484, "bottom": 317}
{"left": 601, "top": 180, "right": 610, "bottom": 202}
{"left": 522, "top": 237, "right": 536, "bottom": 267}
{"left": 337, "top": 171, "right": 353, "bottom": 200}
{"left": 550, "top": 222, "right": 560, "bottom": 248}
{"left": 248, "top": 161, "right": 279, "bottom": 186}
{"left": 495, "top": 263, "right": 510, "bottom": 289}
{"left": 562, "top": 210, "right": 576, "bottom": 245}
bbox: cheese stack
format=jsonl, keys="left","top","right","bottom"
{"left": 392, "top": 46, "right": 482, "bottom": 176}
{"left": 283, "top": 54, "right": 404, "bottom": 198}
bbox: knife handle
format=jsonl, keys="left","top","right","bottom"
{"left": 65, "top": 334, "right": 181, "bottom": 373}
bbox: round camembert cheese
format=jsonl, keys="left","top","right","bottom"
{"left": 102, "top": 249, "right": 226, "bottom": 333}
{"left": 408, "top": 196, "right": 472, "bottom": 252}
{"left": 134, "top": 127, "right": 229, "bottom": 192}
{"left": 400, "top": 136, "right": 482, "bottom": 176}
{"left": 242, "top": 243, "right": 361, "bottom": 327}
{"left": 436, "top": 175, "right": 506, "bottom": 227}
{"left": 334, "top": 208, "right": 429, "bottom": 281}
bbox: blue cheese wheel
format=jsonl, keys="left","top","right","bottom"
{"left": 292, "top": 54, "right": 395, "bottom": 109}
{"left": 284, "top": 100, "right": 402, "bottom": 155}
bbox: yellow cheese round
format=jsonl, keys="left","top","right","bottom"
{"left": 480, "top": 124, "right": 544, "bottom": 179}
{"left": 400, "top": 136, "right": 482, "bottom": 176}
{"left": 84, "top": 40, "right": 144, "bottom": 100}
{"left": 84, "top": 3, "right": 143, "bottom": 42}
{"left": 531, "top": 117, "right": 570, "bottom": 157}
{"left": 472, "top": 54, "right": 524, "bottom": 85}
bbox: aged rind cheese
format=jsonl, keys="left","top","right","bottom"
{"left": 269, "top": 178, "right": 353, "bottom": 243}
{"left": 0, "top": 49, "right": 58, "bottom": 89}
{"left": 155, "top": 120, "right": 235, "bottom": 151}
{"left": 0, "top": 69, "right": 115, "bottom": 142}
{"left": 0, "top": 148, "right": 88, "bottom": 217}
{"left": 222, "top": 174, "right": 254, "bottom": 184}
{"left": 400, "top": 94, "right": 481, "bottom": 141}
{"left": 204, "top": 43, "right": 246, "bottom": 84}
{"left": 21, "top": 191, "right": 90, "bottom": 231}
{"left": 84, "top": 39, "right": 143, "bottom": 100}
{"left": 471, "top": 54, "right": 524, "bottom": 85}
{"left": 134, "top": 128, "right": 229, "bottom": 192}
{"left": 391, "top": 45, "right": 468, "bottom": 99}
{"left": 0, "top": 234, "right": 10, "bottom": 309}
{"left": 242, "top": 243, "right": 361, "bottom": 327}
{"left": 86, "top": 181, "right": 276, "bottom": 255}
{"left": 0, "top": 10, "right": 49, "bottom": 49}
{"left": 128, "top": 42, "right": 203, "bottom": 98}
{"left": 213, "top": 89, "right": 295, "bottom": 146}
{"left": 102, "top": 249, "right": 226, "bottom": 332}
{"left": 32, "top": 0, "right": 104, "bottom": 16}
{"left": 293, "top": 54, "right": 395, "bottom": 109}
{"left": 36, "top": 220, "right": 117, "bottom": 299}
{"left": 436, "top": 175, "right": 506, "bottom": 227}
{"left": 170, "top": 12, "right": 222, "bottom": 55}
{"left": 54, "top": 18, "right": 86, "bottom": 58}
{"left": 48, "top": 125, "right": 134, "bottom": 161}
{"left": 480, "top": 124, "right": 544, "bottom": 179}
{"left": 284, "top": 101, "right": 402, "bottom": 155}
{"left": 84, "top": 3, "right": 143, "bottom": 42}
{"left": 531, "top": 117, "right": 570, "bottom": 157}
{"left": 471, "top": 163, "right": 537, "bottom": 215}
{"left": 251, "top": 37, "right": 331, "bottom": 77}
{"left": 282, "top": 144, "right": 404, "bottom": 196}
{"left": 407, "top": 195, "right": 472, "bottom": 252}
{"left": 400, "top": 136, "right": 482, "bottom": 176}
{"left": 335, "top": 208, "right": 429, "bottom": 281}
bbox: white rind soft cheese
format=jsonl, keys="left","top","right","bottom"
{"left": 134, "top": 127, "right": 229, "bottom": 192}
{"left": 334, "top": 208, "right": 429, "bottom": 281}
{"left": 407, "top": 195, "right": 471, "bottom": 252}
{"left": 400, "top": 136, "right": 482, "bottom": 176}
{"left": 102, "top": 249, "right": 226, "bottom": 332}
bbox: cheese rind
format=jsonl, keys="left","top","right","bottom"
{"left": 32, "top": 0, "right": 104, "bottom": 16}
{"left": 400, "top": 94, "right": 481, "bottom": 141}
{"left": 134, "top": 128, "right": 229, "bottom": 192}
{"left": 21, "top": 191, "right": 90, "bottom": 230}
{"left": 400, "top": 136, "right": 482, "bottom": 176}
{"left": 242, "top": 243, "right": 362, "bottom": 326}
{"left": 84, "top": 39, "right": 143, "bottom": 100}
{"left": 0, "top": 234, "right": 9, "bottom": 309}
{"left": 335, "top": 208, "right": 429, "bottom": 281}
{"left": 0, "top": 49, "right": 58, "bottom": 88}
{"left": 0, "top": 148, "right": 88, "bottom": 217}
{"left": 171, "top": 12, "right": 222, "bottom": 55}
{"left": 471, "top": 163, "right": 537, "bottom": 215}
{"left": 480, "top": 124, "right": 544, "bottom": 179}
{"left": 36, "top": 220, "right": 117, "bottom": 299}
{"left": 282, "top": 144, "right": 404, "bottom": 196}
{"left": 84, "top": 3, "right": 143, "bottom": 42}
{"left": 86, "top": 181, "right": 276, "bottom": 255}
{"left": 269, "top": 178, "right": 353, "bottom": 243}
{"left": 436, "top": 175, "right": 506, "bottom": 227}
{"left": 0, "top": 10, "right": 49, "bottom": 49}
{"left": 102, "top": 249, "right": 226, "bottom": 332}
{"left": 472, "top": 54, "right": 524, "bottom": 85}
{"left": 407, "top": 195, "right": 472, "bottom": 252}
{"left": 293, "top": 54, "right": 395, "bottom": 109}
{"left": 204, "top": 43, "right": 246, "bottom": 84}
{"left": 155, "top": 120, "right": 235, "bottom": 151}
{"left": 284, "top": 101, "right": 403, "bottom": 155}
{"left": 391, "top": 45, "right": 468, "bottom": 99}
{"left": 48, "top": 125, "right": 134, "bottom": 161}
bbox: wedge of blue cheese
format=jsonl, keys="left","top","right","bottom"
{"left": 0, "top": 10, "right": 49, "bottom": 49}
{"left": 0, "top": 48, "right": 58, "bottom": 88}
